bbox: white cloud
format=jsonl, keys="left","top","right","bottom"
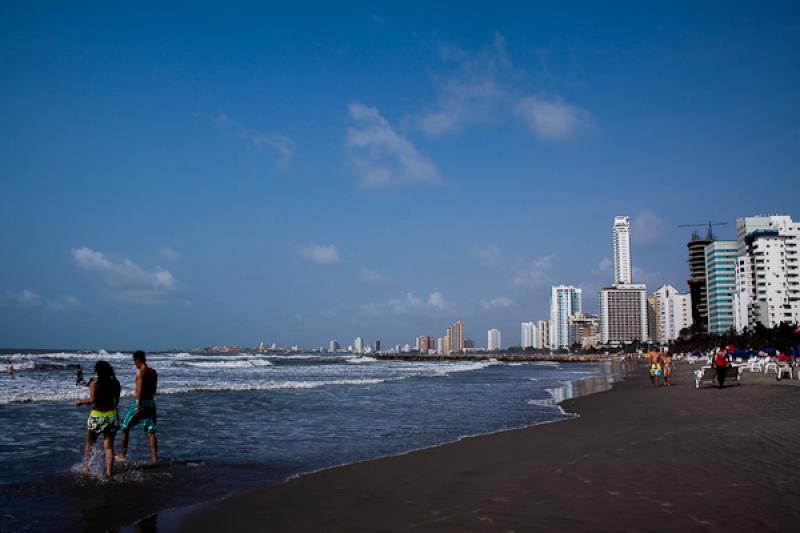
{"left": 512, "top": 254, "right": 556, "bottom": 288}
{"left": 420, "top": 33, "right": 510, "bottom": 136}
{"left": 298, "top": 244, "right": 340, "bottom": 265}
{"left": 72, "top": 247, "right": 177, "bottom": 305}
{"left": 632, "top": 211, "right": 666, "bottom": 248}
{"left": 47, "top": 295, "right": 81, "bottom": 311}
{"left": 514, "top": 95, "right": 591, "bottom": 141}
{"left": 210, "top": 112, "right": 294, "bottom": 170}
{"left": 159, "top": 246, "right": 181, "bottom": 262}
{"left": 632, "top": 266, "right": 665, "bottom": 286}
{"left": 481, "top": 296, "right": 515, "bottom": 309}
{"left": 1, "top": 289, "right": 80, "bottom": 311}
{"left": 360, "top": 267, "right": 387, "bottom": 285}
{"left": 427, "top": 292, "right": 448, "bottom": 310}
{"left": 362, "top": 291, "right": 449, "bottom": 316}
{"left": 474, "top": 244, "right": 504, "bottom": 268}
{"left": 346, "top": 102, "right": 443, "bottom": 187}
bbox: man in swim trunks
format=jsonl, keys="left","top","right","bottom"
{"left": 116, "top": 351, "right": 158, "bottom": 464}
{"left": 648, "top": 350, "right": 661, "bottom": 386}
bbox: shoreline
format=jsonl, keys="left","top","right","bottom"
{"left": 114, "top": 365, "right": 624, "bottom": 532}
{"left": 176, "top": 362, "right": 800, "bottom": 532}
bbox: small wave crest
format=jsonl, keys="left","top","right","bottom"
{"left": 183, "top": 360, "right": 274, "bottom": 369}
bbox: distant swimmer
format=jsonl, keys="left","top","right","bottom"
{"left": 6, "top": 360, "right": 15, "bottom": 378}
{"left": 75, "top": 364, "right": 85, "bottom": 386}
{"left": 76, "top": 360, "right": 121, "bottom": 478}
{"left": 116, "top": 351, "right": 159, "bottom": 464}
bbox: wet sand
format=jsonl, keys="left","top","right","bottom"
{"left": 178, "top": 363, "right": 800, "bottom": 532}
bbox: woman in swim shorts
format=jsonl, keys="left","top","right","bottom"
{"left": 662, "top": 351, "right": 673, "bottom": 386}
{"left": 76, "top": 360, "right": 121, "bottom": 477}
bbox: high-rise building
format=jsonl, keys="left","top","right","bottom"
{"left": 418, "top": 336, "right": 434, "bottom": 354}
{"left": 601, "top": 215, "right": 649, "bottom": 343}
{"left": 328, "top": 340, "right": 339, "bottom": 353}
{"left": 354, "top": 336, "right": 363, "bottom": 354}
{"left": 550, "top": 285, "right": 582, "bottom": 349}
{"left": 734, "top": 215, "right": 800, "bottom": 330}
{"left": 568, "top": 312, "right": 600, "bottom": 348}
{"left": 521, "top": 321, "right": 537, "bottom": 349}
{"left": 687, "top": 230, "right": 713, "bottom": 332}
{"left": 646, "top": 294, "right": 660, "bottom": 342}
{"left": 451, "top": 320, "right": 464, "bottom": 353}
{"left": 705, "top": 241, "right": 737, "bottom": 334}
{"left": 463, "top": 339, "right": 475, "bottom": 349}
{"left": 600, "top": 284, "right": 649, "bottom": 344}
{"left": 436, "top": 337, "right": 444, "bottom": 355}
{"left": 536, "top": 319, "right": 550, "bottom": 349}
{"left": 650, "top": 285, "right": 693, "bottom": 342}
{"left": 443, "top": 327, "right": 452, "bottom": 355}
{"left": 375, "top": 340, "right": 381, "bottom": 352}
{"left": 487, "top": 329, "right": 502, "bottom": 351}
{"left": 613, "top": 216, "right": 632, "bottom": 285}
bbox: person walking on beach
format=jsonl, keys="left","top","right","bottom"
{"left": 76, "top": 360, "right": 121, "bottom": 478}
{"left": 713, "top": 348, "right": 730, "bottom": 389}
{"left": 649, "top": 350, "right": 662, "bottom": 386}
{"left": 661, "top": 351, "right": 673, "bottom": 386}
{"left": 116, "top": 351, "right": 158, "bottom": 464}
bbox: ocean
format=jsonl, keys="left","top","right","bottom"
{"left": 0, "top": 350, "right": 621, "bottom": 531}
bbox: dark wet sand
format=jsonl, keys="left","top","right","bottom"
{"left": 178, "top": 363, "right": 800, "bottom": 532}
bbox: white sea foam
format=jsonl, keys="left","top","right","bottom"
{"left": 158, "top": 378, "right": 389, "bottom": 395}
{"left": 183, "top": 360, "right": 274, "bottom": 369}
{"left": 345, "top": 356, "right": 377, "bottom": 364}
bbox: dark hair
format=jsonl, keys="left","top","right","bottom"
{"left": 133, "top": 350, "right": 146, "bottom": 363}
{"left": 93, "top": 360, "right": 119, "bottom": 406}
{"left": 94, "top": 360, "right": 116, "bottom": 381}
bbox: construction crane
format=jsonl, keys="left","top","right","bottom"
{"left": 677, "top": 220, "right": 727, "bottom": 240}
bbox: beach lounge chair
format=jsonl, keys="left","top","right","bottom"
{"left": 764, "top": 361, "right": 779, "bottom": 375}
{"left": 695, "top": 366, "right": 742, "bottom": 388}
{"left": 776, "top": 364, "right": 793, "bottom": 381}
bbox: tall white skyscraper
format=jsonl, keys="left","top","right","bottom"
{"left": 354, "top": 336, "right": 363, "bottom": 354}
{"left": 613, "top": 216, "right": 632, "bottom": 285}
{"left": 487, "top": 329, "right": 502, "bottom": 351}
{"left": 734, "top": 215, "right": 800, "bottom": 330}
{"left": 550, "top": 285, "right": 582, "bottom": 349}
{"left": 520, "top": 321, "right": 537, "bottom": 349}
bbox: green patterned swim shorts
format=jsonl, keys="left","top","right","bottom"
{"left": 120, "top": 399, "right": 157, "bottom": 434}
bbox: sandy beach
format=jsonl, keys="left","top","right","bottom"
{"left": 177, "top": 362, "right": 800, "bottom": 532}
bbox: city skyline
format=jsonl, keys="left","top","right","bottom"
{"left": 1, "top": 3, "right": 799, "bottom": 349}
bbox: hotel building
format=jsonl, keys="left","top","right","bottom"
{"left": 704, "top": 241, "right": 737, "bottom": 334}
{"left": 734, "top": 215, "right": 800, "bottom": 330}
{"left": 550, "top": 285, "right": 582, "bottom": 349}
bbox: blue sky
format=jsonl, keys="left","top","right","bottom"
{"left": 1, "top": 2, "right": 798, "bottom": 349}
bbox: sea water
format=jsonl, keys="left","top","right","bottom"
{"left": 0, "top": 351, "right": 620, "bottom": 531}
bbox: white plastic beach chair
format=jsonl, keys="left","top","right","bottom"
{"left": 764, "top": 361, "right": 779, "bottom": 375}
{"left": 776, "top": 364, "right": 793, "bottom": 381}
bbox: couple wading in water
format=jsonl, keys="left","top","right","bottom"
{"left": 75, "top": 350, "right": 158, "bottom": 477}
